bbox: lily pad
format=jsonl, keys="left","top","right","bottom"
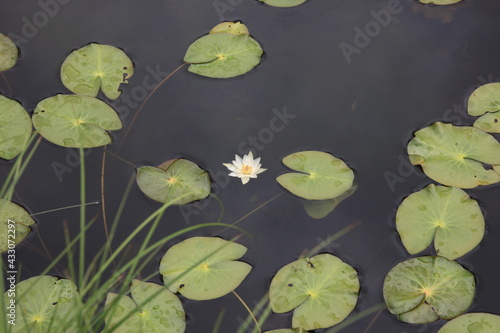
{"left": 0, "top": 199, "right": 35, "bottom": 252}
{"left": 159, "top": 237, "right": 251, "bottom": 300}
{"left": 61, "top": 43, "right": 133, "bottom": 100}
{"left": 184, "top": 32, "right": 263, "bottom": 78}
{"left": 438, "top": 313, "right": 500, "bottom": 333}
{"left": 473, "top": 110, "right": 500, "bottom": 133}
{"left": 407, "top": 122, "right": 500, "bottom": 188}
{"left": 104, "top": 280, "right": 185, "bottom": 333}
{"left": 383, "top": 256, "right": 475, "bottom": 324}
{"left": 276, "top": 151, "right": 355, "bottom": 200}
{"left": 258, "top": 0, "right": 308, "bottom": 7}
{"left": 269, "top": 254, "right": 359, "bottom": 330}
{"left": 467, "top": 83, "right": 500, "bottom": 116}
{"left": 4, "top": 275, "right": 83, "bottom": 332}
{"left": 32, "top": 94, "right": 122, "bottom": 148}
{"left": 396, "top": 184, "right": 484, "bottom": 260}
{"left": 136, "top": 159, "right": 211, "bottom": 205}
{"left": 302, "top": 181, "right": 357, "bottom": 219}
{"left": 265, "top": 329, "right": 308, "bottom": 333}
{"left": 210, "top": 22, "right": 249, "bottom": 35}
{"left": 0, "top": 95, "right": 32, "bottom": 160}
{"left": 0, "top": 33, "right": 18, "bottom": 71}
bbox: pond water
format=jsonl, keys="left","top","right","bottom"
{"left": 2, "top": 0, "right": 500, "bottom": 332}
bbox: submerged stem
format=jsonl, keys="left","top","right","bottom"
{"left": 79, "top": 147, "right": 86, "bottom": 288}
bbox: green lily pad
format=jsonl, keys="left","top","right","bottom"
{"left": 0, "top": 199, "right": 35, "bottom": 252}
{"left": 32, "top": 94, "right": 122, "bottom": 148}
{"left": 184, "top": 32, "right": 263, "bottom": 78}
{"left": 61, "top": 43, "right": 133, "bottom": 100}
{"left": 383, "top": 256, "right": 475, "bottom": 324}
{"left": 0, "top": 33, "right": 18, "bottom": 71}
{"left": 269, "top": 254, "right": 359, "bottom": 330}
{"left": 265, "top": 329, "right": 308, "bottom": 333}
{"left": 258, "top": 0, "right": 308, "bottom": 7}
{"left": 136, "top": 159, "right": 211, "bottom": 205}
{"left": 473, "top": 110, "right": 500, "bottom": 133}
{"left": 104, "top": 280, "right": 185, "bottom": 333}
{"left": 0, "top": 95, "right": 32, "bottom": 160}
{"left": 438, "top": 313, "right": 500, "bottom": 333}
{"left": 159, "top": 237, "right": 251, "bottom": 300}
{"left": 276, "top": 151, "right": 355, "bottom": 200}
{"left": 4, "top": 275, "right": 83, "bottom": 332}
{"left": 396, "top": 184, "right": 484, "bottom": 260}
{"left": 210, "top": 22, "right": 249, "bottom": 35}
{"left": 302, "top": 181, "right": 357, "bottom": 219}
{"left": 467, "top": 83, "right": 500, "bottom": 116}
{"left": 407, "top": 122, "right": 500, "bottom": 188}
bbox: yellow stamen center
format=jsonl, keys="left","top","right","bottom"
{"left": 241, "top": 165, "right": 253, "bottom": 174}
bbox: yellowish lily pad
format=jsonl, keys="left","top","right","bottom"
{"left": 418, "top": 0, "right": 463, "bottom": 4}
{"left": 473, "top": 110, "right": 500, "bottom": 133}
{"left": 396, "top": 184, "right": 484, "bottom": 260}
{"left": 407, "top": 122, "right": 500, "bottom": 188}
{"left": 383, "top": 256, "right": 475, "bottom": 324}
{"left": 269, "top": 254, "right": 359, "bottom": 330}
{"left": 209, "top": 22, "right": 249, "bottom": 35}
{"left": 0, "top": 199, "right": 35, "bottom": 252}
{"left": 0, "top": 95, "right": 32, "bottom": 160}
{"left": 438, "top": 313, "right": 500, "bottom": 333}
{"left": 104, "top": 280, "right": 185, "bottom": 333}
{"left": 258, "top": 0, "right": 308, "bottom": 8}
{"left": 467, "top": 83, "right": 500, "bottom": 116}
{"left": 61, "top": 43, "right": 133, "bottom": 100}
{"left": 0, "top": 33, "right": 18, "bottom": 71}
{"left": 160, "top": 237, "right": 251, "bottom": 300}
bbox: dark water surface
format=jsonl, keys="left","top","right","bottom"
{"left": 2, "top": 0, "right": 500, "bottom": 332}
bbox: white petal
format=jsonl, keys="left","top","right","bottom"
{"left": 224, "top": 164, "right": 240, "bottom": 173}
{"left": 243, "top": 152, "right": 254, "bottom": 165}
{"left": 233, "top": 158, "right": 243, "bottom": 169}
{"left": 228, "top": 172, "right": 240, "bottom": 177}
{"left": 255, "top": 168, "right": 267, "bottom": 175}
{"left": 241, "top": 177, "right": 250, "bottom": 184}
{"left": 253, "top": 157, "right": 261, "bottom": 165}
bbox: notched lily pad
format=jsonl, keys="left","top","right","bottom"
{"left": 467, "top": 82, "right": 500, "bottom": 116}
{"left": 160, "top": 237, "right": 252, "bottom": 300}
{"left": 184, "top": 32, "right": 263, "bottom": 78}
{"left": 265, "top": 329, "right": 308, "bottom": 333}
{"left": 61, "top": 43, "right": 133, "bottom": 100}
{"left": 396, "top": 184, "right": 484, "bottom": 260}
{"left": 4, "top": 275, "right": 83, "bottom": 332}
{"left": 258, "top": 0, "right": 308, "bottom": 8}
{"left": 407, "top": 122, "right": 500, "bottom": 188}
{"left": 0, "top": 199, "right": 35, "bottom": 252}
{"left": 0, "top": 33, "right": 18, "bottom": 71}
{"left": 473, "top": 110, "right": 500, "bottom": 133}
{"left": 438, "top": 313, "right": 500, "bottom": 333}
{"left": 276, "top": 151, "right": 355, "bottom": 200}
{"left": 104, "top": 279, "right": 185, "bottom": 333}
{"left": 269, "top": 254, "right": 360, "bottom": 330}
{"left": 136, "top": 159, "right": 211, "bottom": 205}
{"left": 32, "top": 94, "right": 122, "bottom": 148}
{"left": 210, "top": 22, "right": 249, "bottom": 35}
{"left": 383, "top": 256, "right": 475, "bottom": 324}
{"left": 0, "top": 95, "right": 32, "bottom": 160}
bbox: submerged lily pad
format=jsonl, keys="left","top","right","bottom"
{"left": 4, "top": 275, "right": 83, "bottom": 332}
{"left": 61, "top": 43, "right": 133, "bottom": 100}
{"left": 136, "top": 159, "right": 211, "bottom": 205}
{"left": 32, "top": 94, "right": 122, "bottom": 148}
{"left": 473, "top": 110, "right": 500, "bottom": 133}
{"left": 258, "top": 0, "right": 308, "bottom": 7}
{"left": 407, "top": 122, "right": 500, "bottom": 188}
{"left": 184, "top": 32, "right": 263, "bottom": 78}
{"left": 104, "top": 280, "right": 185, "bottom": 333}
{"left": 269, "top": 254, "right": 359, "bottom": 330}
{"left": 0, "top": 199, "right": 35, "bottom": 252}
{"left": 396, "top": 184, "right": 484, "bottom": 260}
{"left": 418, "top": 0, "right": 463, "bottom": 4}
{"left": 210, "top": 22, "right": 249, "bottom": 35}
{"left": 383, "top": 256, "right": 475, "bottom": 324}
{"left": 160, "top": 237, "right": 251, "bottom": 300}
{"left": 0, "top": 33, "right": 18, "bottom": 71}
{"left": 438, "top": 313, "right": 500, "bottom": 333}
{"left": 0, "top": 95, "right": 32, "bottom": 160}
{"left": 467, "top": 83, "right": 500, "bottom": 116}
{"left": 302, "top": 181, "right": 357, "bottom": 219}
{"left": 276, "top": 151, "right": 354, "bottom": 200}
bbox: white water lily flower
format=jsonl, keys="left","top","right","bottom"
{"left": 223, "top": 151, "right": 267, "bottom": 184}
